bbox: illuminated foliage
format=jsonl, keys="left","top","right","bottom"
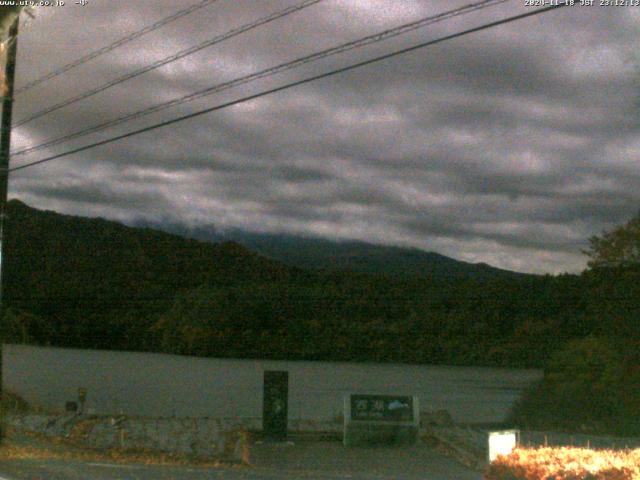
{"left": 484, "top": 447, "right": 640, "bottom": 480}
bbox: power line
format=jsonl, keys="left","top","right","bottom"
{"left": 12, "top": 0, "right": 510, "bottom": 158}
{"left": 13, "top": 0, "right": 323, "bottom": 128}
{"left": 8, "top": 3, "right": 570, "bottom": 174}
{"left": 14, "top": 0, "right": 220, "bottom": 96}
{"left": 10, "top": 2, "right": 568, "bottom": 173}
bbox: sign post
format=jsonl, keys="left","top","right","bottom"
{"left": 262, "top": 371, "right": 288, "bottom": 441}
{"left": 0, "top": 15, "right": 19, "bottom": 444}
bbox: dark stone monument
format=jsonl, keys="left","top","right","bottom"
{"left": 262, "top": 370, "right": 288, "bottom": 441}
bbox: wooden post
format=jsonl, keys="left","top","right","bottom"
{"left": 0, "top": 15, "right": 19, "bottom": 443}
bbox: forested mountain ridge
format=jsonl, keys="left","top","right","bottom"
{"left": 2, "top": 199, "right": 308, "bottom": 349}
{"left": 1, "top": 200, "right": 637, "bottom": 371}
{"left": 2, "top": 199, "right": 548, "bottom": 364}
{"left": 137, "top": 221, "right": 536, "bottom": 280}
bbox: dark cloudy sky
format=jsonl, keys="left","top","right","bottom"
{"left": 9, "top": 0, "right": 640, "bottom": 274}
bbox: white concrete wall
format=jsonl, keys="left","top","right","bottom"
{"left": 3, "top": 344, "right": 542, "bottom": 424}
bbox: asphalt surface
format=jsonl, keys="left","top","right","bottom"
{"left": 0, "top": 441, "right": 483, "bottom": 480}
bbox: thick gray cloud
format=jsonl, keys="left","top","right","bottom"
{"left": 8, "top": 0, "right": 640, "bottom": 274}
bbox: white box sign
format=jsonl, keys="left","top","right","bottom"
{"left": 488, "top": 429, "right": 519, "bottom": 462}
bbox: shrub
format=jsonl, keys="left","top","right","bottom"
{"left": 510, "top": 336, "right": 638, "bottom": 435}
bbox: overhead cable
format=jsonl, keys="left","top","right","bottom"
{"left": 9, "top": 3, "right": 570, "bottom": 173}
{"left": 13, "top": 0, "right": 323, "bottom": 128}
{"left": 12, "top": 0, "right": 509, "bottom": 157}
{"left": 14, "top": 0, "right": 220, "bottom": 95}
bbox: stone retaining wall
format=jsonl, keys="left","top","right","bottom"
{"left": 7, "top": 410, "right": 456, "bottom": 459}
{"left": 7, "top": 413, "right": 260, "bottom": 460}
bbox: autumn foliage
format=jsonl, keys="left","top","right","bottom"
{"left": 484, "top": 447, "right": 640, "bottom": 480}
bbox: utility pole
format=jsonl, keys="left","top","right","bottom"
{"left": 0, "top": 15, "right": 19, "bottom": 443}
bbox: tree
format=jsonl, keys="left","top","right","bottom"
{"left": 584, "top": 211, "right": 640, "bottom": 269}
{"left": 0, "top": 308, "right": 54, "bottom": 345}
{"left": 510, "top": 336, "right": 637, "bottom": 435}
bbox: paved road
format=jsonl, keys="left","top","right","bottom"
{"left": 3, "top": 460, "right": 267, "bottom": 480}
{"left": 0, "top": 441, "right": 483, "bottom": 480}
{"left": 0, "top": 461, "right": 482, "bottom": 480}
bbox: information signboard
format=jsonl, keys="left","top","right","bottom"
{"left": 350, "top": 394, "right": 414, "bottom": 422}
{"left": 343, "top": 393, "right": 419, "bottom": 446}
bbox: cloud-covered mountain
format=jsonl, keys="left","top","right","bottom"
{"left": 141, "top": 220, "right": 536, "bottom": 280}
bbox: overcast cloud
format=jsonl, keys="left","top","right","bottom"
{"left": 9, "top": 0, "right": 640, "bottom": 274}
